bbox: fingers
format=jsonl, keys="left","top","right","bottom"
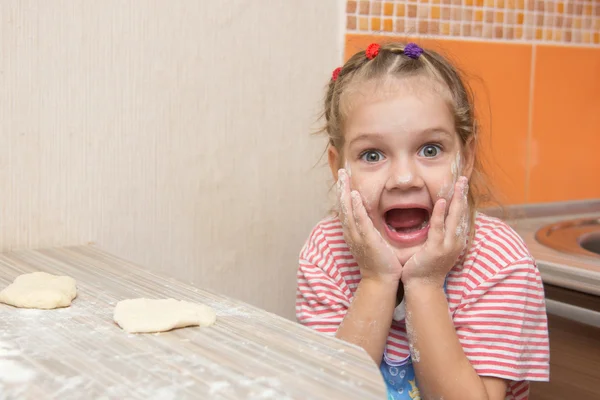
{"left": 337, "top": 169, "right": 358, "bottom": 240}
{"left": 444, "top": 176, "right": 469, "bottom": 243}
{"left": 428, "top": 198, "right": 447, "bottom": 244}
{"left": 351, "top": 190, "right": 379, "bottom": 240}
{"left": 338, "top": 169, "right": 383, "bottom": 250}
{"left": 350, "top": 190, "right": 365, "bottom": 235}
{"left": 337, "top": 169, "right": 351, "bottom": 221}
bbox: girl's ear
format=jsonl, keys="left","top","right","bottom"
{"left": 328, "top": 144, "right": 341, "bottom": 181}
{"left": 462, "top": 136, "right": 476, "bottom": 179}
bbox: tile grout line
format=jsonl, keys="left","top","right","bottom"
{"left": 525, "top": 44, "right": 537, "bottom": 203}
{"left": 344, "top": 31, "right": 600, "bottom": 49}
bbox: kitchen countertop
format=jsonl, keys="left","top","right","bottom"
{"left": 485, "top": 199, "right": 600, "bottom": 296}
{"left": 0, "top": 246, "right": 386, "bottom": 400}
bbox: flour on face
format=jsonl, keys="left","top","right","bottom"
{"left": 396, "top": 174, "right": 412, "bottom": 185}
{"left": 437, "top": 151, "right": 462, "bottom": 201}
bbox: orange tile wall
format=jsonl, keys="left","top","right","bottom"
{"left": 344, "top": 1, "right": 600, "bottom": 205}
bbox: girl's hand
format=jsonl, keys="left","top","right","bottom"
{"left": 401, "top": 176, "right": 470, "bottom": 288}
{"left": 337, "top": 169, "right": 403, "bottom": 283}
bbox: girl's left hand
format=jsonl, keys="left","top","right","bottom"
{"left": 401, "top": 176, "right": 470, "bottom": 288}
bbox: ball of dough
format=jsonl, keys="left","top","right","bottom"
{"left": 113, "top": 298, "right": 217, "bottom": 333}
{"left": 0, "top": 272, "right": 77, "bottom": 309}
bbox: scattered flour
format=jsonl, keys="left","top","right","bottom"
{"left": 0, "top": 341, "right": 21, "bottom": 357}
{"left": 405, "top": 311, "right": 421, "bottom": 363}
{"left": 208, "top": 380, "right": 231, "bottom": 394}
{"left": 239, "top": 376, "right": 282, "bottom": 388}
{"left": 50, "top": 376, "right": 85, "bottom": 397}
{"left": 396, "top": 174, "right": 412, "bottom": 185}
{"left": 215, "top": 307, "right": 252, "bottom": 318}
{"left": 0, "top": 360, "right": 36, "bottom": 384}
{"left": 455, "top": 214, "right": 469, "bottom": 237}
{"left": 450, "top": 152, "right": 461, "bottom": 178}
{"left": 439, "top": 151, "right": 462, "bottom": 200}
{"left": 409, "top": 343, "right": 421, "bottom": 363}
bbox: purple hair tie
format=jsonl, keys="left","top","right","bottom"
{"left": 404, "top": 43, "right": 423, "bottom": 59}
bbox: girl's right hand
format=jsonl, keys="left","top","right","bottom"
{"left": 337, "top": 169, "right": 403, "bottom": 283}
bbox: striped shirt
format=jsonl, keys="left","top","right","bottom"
{"left": 296, "top": 212, "right": 550, "bottom": 400}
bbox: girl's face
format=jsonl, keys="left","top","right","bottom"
{"left": 329, "top": 75, "right": 474, "bottom": 265}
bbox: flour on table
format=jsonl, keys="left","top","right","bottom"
{"left": 113, "top": 298, "right": 217, "bottom": 334}
{"left": 0, "top": 360, "right": 36, "bottom": 384}
{"left": 0, "top": 272, "right": 77, "bottom": 309}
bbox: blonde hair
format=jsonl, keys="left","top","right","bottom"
{"left": 317, "top": 42, "right": 497, "bottom": 227}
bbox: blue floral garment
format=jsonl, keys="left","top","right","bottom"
{"left": 380, "top": 355, "right": 420, "bottom": 400}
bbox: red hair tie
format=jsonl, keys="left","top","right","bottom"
{"left": 332, "top": 67, "right": 342, "bottom": 81}
{"left": 365, "top": 43, "right": 380, "bottom": 60}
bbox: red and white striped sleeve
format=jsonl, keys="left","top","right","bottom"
{"left": 295, "top": 222, "right": 351, "bottom": 335}
{"left": 452, "top": 256, "right": 550, "bottom": 383}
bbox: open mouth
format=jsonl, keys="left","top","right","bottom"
{"left": 383, "top": 207, "right": 431, "bottom": 244}
{"left": 385, "top": 208, "right": 430, "bottom": 232}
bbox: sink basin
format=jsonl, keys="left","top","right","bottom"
{"left": 580, "top": 232, "right": 600, "bottom": 256}
{"left": 535, "top": 218, "right": 600, "bottom": 259}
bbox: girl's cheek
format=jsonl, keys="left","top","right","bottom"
{"left": 345, "top": 157, "right": 386, "bottom": 213}
{"left": 353, "top": 176, "right": 382, "bottom": 212}
{"left": 436, "top": 152, "right": 462, "bottom": 201}
{"left": 436, "top": 171, "right": 456, "bottom": 201}
{"left": 359, "top": 188, "right": 378, "bottom": 211}
{"left": 351, "top": 178, "right": 368, "bottom": 206}
{"left": 436, "top": 180, "right": 452, "bottom": 201}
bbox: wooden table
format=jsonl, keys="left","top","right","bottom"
{"left": 0, "top": 246, "right": 386, "bottom": 399}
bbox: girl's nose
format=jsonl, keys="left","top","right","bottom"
{"left": 384, "top": 160, "right": 423, "bottom": 191}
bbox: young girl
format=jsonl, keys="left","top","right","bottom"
{"left": 296, "top": 42, "right": 550, "bottom": 400}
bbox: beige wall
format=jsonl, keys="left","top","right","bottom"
{"left": 0, "top": 0, "right": 342, "bottom": 319}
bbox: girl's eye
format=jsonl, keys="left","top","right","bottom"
{"left": 360, "top": 150, "right": 384, "bottom": 163}
{"left": 419, "top": 145, "right": 441, "bottom": 158}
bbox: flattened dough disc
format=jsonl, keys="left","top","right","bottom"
{"left": 114, "top": 298, "right": 217, "bottom": 333}
{"left": 0, "top": 272, "right": 77, "bottom": 309}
